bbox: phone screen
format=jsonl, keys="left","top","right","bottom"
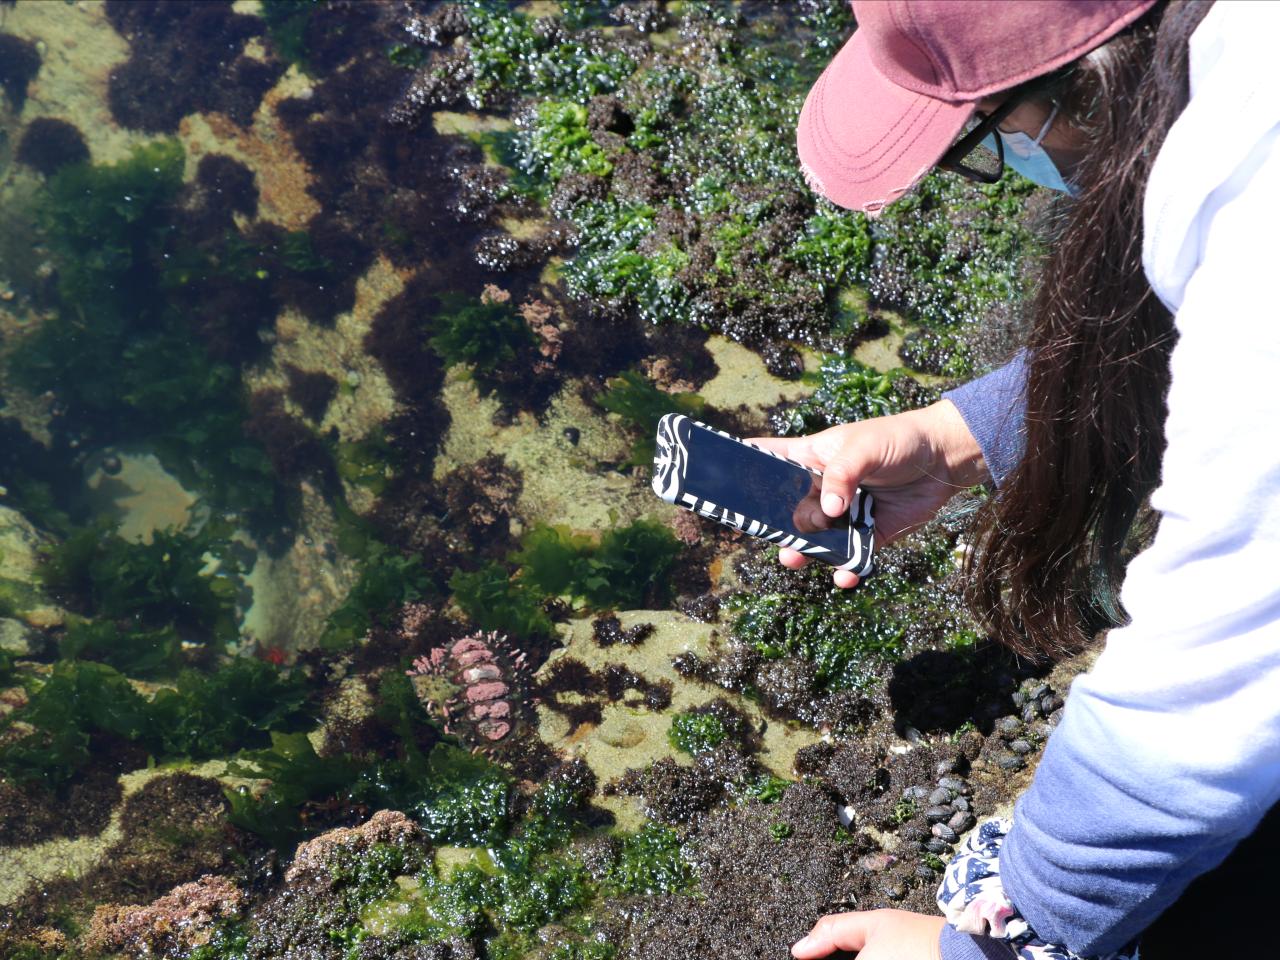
{"left": 683, "top": 423, "right": 852, "bottom": 553}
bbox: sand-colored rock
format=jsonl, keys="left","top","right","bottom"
{"left": 535, "top": 610, "right": 825, "bottom": 830}
{"left": 696, "top": 335, "right": 818, "bottom": 420}
{"left": 1, "top": 0, "right": 140, "bottom": 164}
{"left": 82, "top": 450, "right": 200, "bottom": 544}
{"left": 0, "top": 762, "right": 232, "bottom": 907}
{"left": 433, "top": 372, "right": 654, "bottom": 534}
{"left": 176, "top": 69, "right": 322, "bottom": 231}
{"left": 239, "top": 481, "right": 359, "bottom": 655}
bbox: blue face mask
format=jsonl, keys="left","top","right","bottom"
{"left": 981, "top": 103, "right": 1078, "bottom": 196}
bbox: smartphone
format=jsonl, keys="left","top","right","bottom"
{"left": 651, "top": 413, "right": 875, "bottom": 577}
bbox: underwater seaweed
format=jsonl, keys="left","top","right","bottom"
{"left": 40, "top": 521, "right": 242, "bottom": 651}
{"left": 430, "top": 293, "right": 539, "bottom": 374}
{"left": 321, "top": 542, "right": 432, "bottom": 650}
{"left": 14, "top": 117, "right": 90, "bottom": 177}
{"left": 595, "top": 368, "right": 704, "bottom": 467}
{"left": 7, "top": 139, "right": 285, "bottom": 520}
{"left": 0, "top": 33, "right": 40, "bottom": 110}
{"left": 515, "top": 518, "right": 683, "bottom": 611}
{"left": 0, "top": 657, "right": 312, "bottom": 789}
{"left": 450, "top": 561, "right": 556, "bottom": 641}
{"left": 104, "top": 0, "right": 284, "bottom": 133}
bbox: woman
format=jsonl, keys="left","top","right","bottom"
{"left": 757, "top": 1, "right": 1280, "bottom": 958}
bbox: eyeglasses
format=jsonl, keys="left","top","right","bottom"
{"left": 937, "top": 93, "right": 1028, "bottom": 184}
{"left": 938, "top": 64, "right": 1073, "bottom": 184}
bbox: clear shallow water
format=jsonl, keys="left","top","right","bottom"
{"left": 0, "top": 3, "right": 1050, "bottom": 958}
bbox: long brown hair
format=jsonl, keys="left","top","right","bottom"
{"left": 965, "top": 0, "right": 1215, "bottom": 659}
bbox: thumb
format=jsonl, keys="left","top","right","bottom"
{"left": 818, "top": 446, "right": 880, "bottom": 519}
{"left": 791, "top": 912, "right": 875, "bottom": 958}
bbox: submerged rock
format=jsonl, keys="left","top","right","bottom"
{"left": 0, "top": 504, "right": 62, "bottom": 628}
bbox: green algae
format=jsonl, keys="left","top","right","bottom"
{"left": 667, "top": 710, "right": 728, "bottom": 756}
{"left": 452, "top": 560, "right": 557, "bottom": 640}
{"left": 299, "top": 759, "right": 614, "bottom": 954}
{"left": 429, "top": 295, "right": 538, "bottom": 375}
{"left": 604, "top": 822, "right": 693, "bottom": 895}
{"left": 0, "top": 658, "right": 311, "bottom": 789}
{"left": 515, "top": 518, "right": 683, "bottom": 611}
{"left": 320, "top": 543, "right": 431, "bottom": 650}
{"left": 525, "top": 101, "right": 616, "bottom": 182}
{"left": 463, "top": 1, "right": 636, "bottom": 108}
{"left": 7, "top": 140, "right": 280, "bottom": 520}
{"left": 728, "top": 532, "right": 964, "bottom": 693}
{"left": 259, "top": 0, "right": 322, "bottom": 73}
{"left": 778, "top": 356, "right": 924, "bottom": 435}
{"left": 452, "top": 516, "right": 682, "bottom": 640}
{"left": 40, "top": 520, "right": 241, "bottom": 652}
{"left": 740, "top": 773, "right": 791, "bottom": 805}
{"left": 334, "top": 435, "right": 397, "bottom": 496}
{"left": 57, "top": 617, "right": 182, "bottom": 679}
{"left": 596, "top": 369, "right": 705, "bottom": 467}
{"left": 559, "top": 201, "right": 692, "bottom": 327}
{"left": 445, "top": 0, "right": 1037, "bottom": 372}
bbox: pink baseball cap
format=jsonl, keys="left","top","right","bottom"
{"left": 797, "top": 0, "right": 1158, "bottom": 214}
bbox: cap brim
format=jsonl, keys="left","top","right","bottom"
{"left": 798, "top": 30, "right": 973, "bottom": 214}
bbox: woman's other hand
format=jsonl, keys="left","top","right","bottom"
{"left": 749, "top": 400, "right": 986, "bottom": 589}
{"left": 791, "top": 909, "right": 945, "bottom": 959}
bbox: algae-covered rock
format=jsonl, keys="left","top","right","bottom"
{"left": 0, "top": 617, "right": 36, "bottom": 656}
{"left": 85, "top": 874, "right": 245, "bottom": 957}
{"left": 0, "top": 503, "right": 61, "bottom": 627}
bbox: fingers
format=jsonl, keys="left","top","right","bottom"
{"left": 818, "top": 447, "right": 881, "bottom": 519}
{"left": 750, "top": 429, "right": 885, "bottom": 518}
{"left": 779, "top": 551, "right": 860, "bottom": 589}
{"left": 745, "top": 435, "right": 822, "bottom": 471}
{"left": 832, "top": 570, "right": 860, "bottom": 590}
{"left": 791, "top": 911, "right": 875, "bottom": 958}
{"left": 778, "top": 548, "right": 809, "bottom": 569}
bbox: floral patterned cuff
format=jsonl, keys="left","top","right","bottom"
{"left": 935, "top": 818, "right": 1140, "bottom": 960}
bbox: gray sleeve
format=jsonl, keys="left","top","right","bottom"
{"left": 941, "top": 351, "right": 1028, "bottom": 488}
{"left": 939, "top": 924, "right": 1017, "bottom": 959}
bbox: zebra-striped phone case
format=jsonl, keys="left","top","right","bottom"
{"left": 651, "top": 413, "right": 875, "bottom": 577}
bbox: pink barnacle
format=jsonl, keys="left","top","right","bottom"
{"left": 465, "top": 680, "right": 508, "bottom": 703}
{"left": 477, "top": 719, "right": 511, "bottom": 741}
{"left": 468, "top": 701, "right": 512, "bottom": 721}
{"left": 461, "top": 664, "right": 502, "bottom": 684}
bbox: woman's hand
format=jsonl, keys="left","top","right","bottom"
{"left": 749, "top": 400, "right": 986, "bottom": 589}
{"left": 791, "top": 909, "right": 945, "bottom": 959}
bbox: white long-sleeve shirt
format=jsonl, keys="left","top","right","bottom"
{"left": 943, "top": 2, "right": 1280, "bottom": 955}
